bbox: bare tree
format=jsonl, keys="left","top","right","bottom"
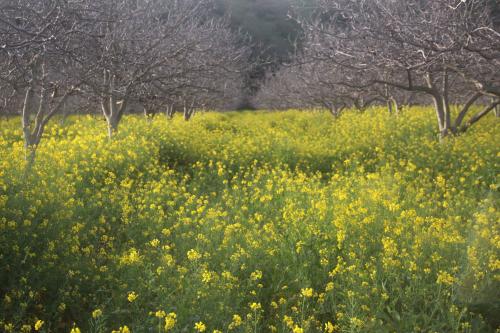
{"left": 0, "top": 0, "right": 250, "bottom": 168}
{"left": 278, "top": 0, "right": 500, "bottom": 137}
{"left": 310, "top": 0, "right": 500, "bottom": 137}
{"left": 256, "top": 55, "right": 386, "bottom": 115}
{"left": 160, "top": 18, "right": 249, "bottom": 121}
{"left": 77, "top": 0, "right": 249, "bottom": 136}
{"left": 0, "top": 0, "right": 92, "bottom": 163}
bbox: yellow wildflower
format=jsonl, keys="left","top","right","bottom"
{"left": 249, "top": 302, "right": 262, "bottom": 311}
{"left": 283, "top": 315, "right": 294, "bottom": 329}
{"left": 228, "top": 314, "right": 242, "bottom": 329}
{"left": 301, "top": 287, "right": 314, "bottom": 298}
{"left": 187, "top": 249, "right": 202, "bottom": 261}
{"left": 164, "top": 313, "right": 177, "bottom": 331}
{"left": 155, "top": 310, "right": 166, "bottom": 318}
{"left": 112, "top": 326, "right": 131, "bottom": 333}
{"left": 70, "top": 327, "right": 81, "bottom": 333}
{"left": 250, "top": 270, "right": 263, "bottom": 281}
{"left": 194, "top": 321, "right": 206, "bottom": 332}
{"left": 127, "top": 291, "right": 138, "bottom": 302}
{"left": 92, "top": 309, "right": 103, "bottom": 319}
{"left": 436, "top": 271, "right": 456, "bottom": 286}
{"left": 324, "top": 321, "right": 336, "bottom": 333}
{"left": 34, "top": 320, "right": 44, "bottom": 331}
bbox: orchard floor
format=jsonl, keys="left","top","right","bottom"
{"left": 0, "top": 108, "right": 498, "bottom": 332}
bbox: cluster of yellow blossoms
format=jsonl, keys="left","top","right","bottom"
{"left": 0, "top": 108, "right": 498, "bottom": 332}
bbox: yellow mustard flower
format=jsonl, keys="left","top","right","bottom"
{"left": 301, "top": 287, "right": 314, "bottom": 298}
{"left": 194, "top": 321, "right": 206, "bottom": 332}
{"left": 92, "top": 309, "right": 103, "bottom": 319}
{"left": 127, "top": 291, "right": 138, "bottom": 302}
{"left": 164, "top": 313, "right": 177, "bottom": 331}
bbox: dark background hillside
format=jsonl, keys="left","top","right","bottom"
{"left": 214, "top": 0, "right": 310, "bottom": 107}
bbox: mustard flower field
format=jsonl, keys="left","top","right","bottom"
{"left": 0, "top": 108, "right": 499, "bottom": 333}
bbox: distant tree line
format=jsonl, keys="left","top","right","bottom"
{"left": 257, "top": 0, "right": 500, "bottom": 138}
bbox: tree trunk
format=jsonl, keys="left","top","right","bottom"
{"left": 21, "top": 87, "right": 39, "bottom": 170}
{"left": 22, "top": 87, "right": 35, "bottom": 150}
{"left": 329, "top": 106, "right": 340, "bottom": 118}
{"left": 101, "top": 90, "right": 127, "bottom": 139}
{"left": 25, "top": 145, "right": 37, "bottom": 171}
{"left": 442, "top": 96, "right": 452, "bottom": 136}
{"left": 106, "top": 115, "right": 119, "bottom": 139}
{"left": 166, "top": 104, "right": 175, "bottom": 119}
{"left": 183, "top": 100, "right": 195, "bottom": 121}
{"left": 59, "top": 100, "right": 69, "bottom": 125}
{"left": 184, "top": 108, "right": 192, "bottom": 121}
{"left": 144, "top": 106, "right": 155, "bottom": 122}
{"left": 324, "top": 101, "right": 342, "bottom": 118}
{"left": 387, "top": 99, "right": 393, "bottom": 114}
{"left": 100, "top": 72, "right": 128, "bottom": 138}
{"left": 427, "top": 73, "right": 452, "bottom": 139}
{"left": 441, "top": 69, "right": 452, "bottom": 134}
{"left": 431, "top": 94, "right": 452, "bottom": 139}
{"left": 391, "top": 97, "right": 400, "bottom": 114}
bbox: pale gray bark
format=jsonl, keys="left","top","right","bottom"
{"left": 165, "top": 104, "right": 176, "bottom": 119}
{"left": 183, "top": 100, "right": 196, "bottom": 121}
